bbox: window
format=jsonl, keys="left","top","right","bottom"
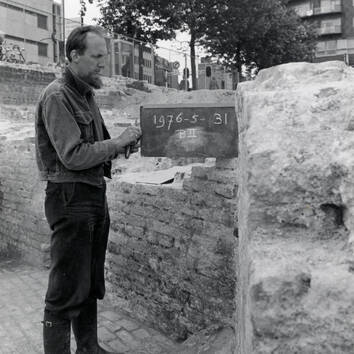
{"left": 143, "top": 59, "right": 152, "bottom": 67}
{"left": 314, "top": 0, "right": 341, "bottom": 14}
{"left": 38, "top": 43, "right": 48, "bottom": 57}
{"left": 143, "top": 74, "right": 151, "bottom": 81}
{"left": 319, "top": 18, "right": 341, "bottom": 34}
{"left": 322, "top": 18, "right": 341, "bottom": 27}
{"left": 37, "top": 14, "right": 48, "bottom": 29}
{"left": 317, "top": 40, "right": 337, "bottom": 52}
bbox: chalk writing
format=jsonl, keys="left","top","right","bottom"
{"left": 176, "top": 128, "right": 198, "bottom": 139}
{"left": 152, "top": 112, "right": 229, "bottom": 130}
{"left": 140, "top": 103, "right": 238, "bottom": 158}
{"left": 213, "top": 113, "right": 228, "bottom": 125}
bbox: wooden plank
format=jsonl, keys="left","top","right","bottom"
{"left": 140, "top": 103, "right": 238, "bottom": 158}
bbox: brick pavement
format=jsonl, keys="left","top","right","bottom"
{"left": 0, "top": 259, "right": 180, "bottom": 354}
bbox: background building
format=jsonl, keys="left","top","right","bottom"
{"left": 0, "top": 0, "right": 64, "bottom": 65}
{"left": 288, "top": 0, "right": 354, "bottom": 64}
{"left": 64, "top": 22, "right": 180, "bottom": 86}
{"left": 107, "top": 37, "right": 155, "bottom": 83}
{"left": 198, "top": 58, "right": 234, "bottom": 90}
{"left": 0, "top": 1, "right": 187, "bottom": 88}
{"left": 154, "top": 55, "right": 179, "bottom": 89}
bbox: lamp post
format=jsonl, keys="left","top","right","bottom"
{"left": 184, "top": 52, "right": 187, "bottom": 91}
{"left": 174, "top": 40, "right": 190, "bottom": 91}
{"left": 62, "top": 0, "right": 65, "bottom": 40}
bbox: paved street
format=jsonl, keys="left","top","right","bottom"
{"left": 0, "top": 259, "right": 179, "bottom": 354}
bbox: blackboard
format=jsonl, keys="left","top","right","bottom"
{"left": 140, "top": 103, "right": 238, "bottom": 158}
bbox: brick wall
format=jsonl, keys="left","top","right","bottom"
{"left": 0, "top": 138, "right": 50, "bottom": 265}
{"left": 0, "top": 64, "right": 122, "bottom": 109}
{"left": 0, "top": 65, "right": 56, "bottom": 105}
{"left": 105, "top": 158, "right": 238, "bottom": 340}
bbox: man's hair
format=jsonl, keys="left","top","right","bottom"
{"left": 66, "top": 25, "right": 105, "bottom": 62}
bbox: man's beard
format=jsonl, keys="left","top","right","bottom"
{"left": 82, "top": 73, "right": 103, "bottom": 89}
{"left": 88, "top": 75, "right": 103, "bottom": 89}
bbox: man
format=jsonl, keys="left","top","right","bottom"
{"left": 35, "top": 25, "right": 141, "bottom": 353}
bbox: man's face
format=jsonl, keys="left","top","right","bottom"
{"left": 75, "top": 32, "right": 107, "bottom": 89}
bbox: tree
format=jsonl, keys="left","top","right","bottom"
{"left": 161, "top": 0, "right": 215, "bottom": 90}
{"left": 81, "top": 0, "right": 218, "bottom": 90}
{"left": 203, "top": 0, "right": 318, "bottom": 77}
{"left": 81, "top": 0, "right": 179, "bottom": 81}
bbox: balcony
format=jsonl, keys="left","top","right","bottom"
{"left": 317, "top": 25, "right": 342, "bottom": 35}
{"left": 313, "top": 3, "right": 341, "bottom": 15}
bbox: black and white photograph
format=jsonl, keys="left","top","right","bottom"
{"left": 0, "top": 0, "right": 352, "bottom": 353}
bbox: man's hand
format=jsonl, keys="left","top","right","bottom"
{"left": 115, "top": 125, "right": 142, "bottom": 151}
{"left": 129, "top": 140, "right": 141, "bottom": 154}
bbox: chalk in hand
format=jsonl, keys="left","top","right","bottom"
{"left": 125, "top": 145, "right": 132, "bottom": 159}
{"left": 125, "top": 118, "right": 140, "bottom": 159}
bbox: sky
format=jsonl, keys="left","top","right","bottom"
{"left": 63, "top": 0, "right": 204, "bottom": 74}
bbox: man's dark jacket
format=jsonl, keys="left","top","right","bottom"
{"left": 35, "top": 68, "right": 119, "bottom": 186}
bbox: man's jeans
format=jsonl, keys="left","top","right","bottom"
{"left": 44, "top": 181, "right": 110, "bottom": 319}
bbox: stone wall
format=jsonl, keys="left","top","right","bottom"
{"left": 0, "top": 64, "right": 56, "bottom": 105}
{"left": 106, "top": 159, "right": 238, "bottom": 340}
{"left": 237, "top": 61, "right": 354, "bottom": 353}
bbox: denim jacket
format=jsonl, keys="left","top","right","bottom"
{"left": 35, "top": 68, "right": 119, "bottom": 186}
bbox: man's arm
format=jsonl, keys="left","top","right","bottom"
{"left": 42, "top": 92, "right": 138, "bottom": 171}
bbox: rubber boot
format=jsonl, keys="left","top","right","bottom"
{"left": 72, "top": 299, "right": 118, "bottom": 354}
{"left": 42, "top": 310, "right": 71, "bottom": 354}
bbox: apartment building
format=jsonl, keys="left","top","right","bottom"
{"left": 108, "top": 37, "right": 155, "bottom": 83}
{"left": 0, "top": 0, "right": 64, "bottom": 65}
{"left": 288, "top": 0, "right": 354, "bottom": 64}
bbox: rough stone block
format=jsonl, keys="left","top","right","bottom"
{"left": 237, "top": 61, "right": 354, "bottom": 353}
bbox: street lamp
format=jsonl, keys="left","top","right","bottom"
{"left": 62, "top": 0, "right": 65, "bottom": 40}
{"left": 173, "top": 40, "right": 190, "bottom": 91}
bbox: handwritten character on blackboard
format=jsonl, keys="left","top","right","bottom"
{"left": 165, "top": 127, "right": 207, "bottom": 156}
